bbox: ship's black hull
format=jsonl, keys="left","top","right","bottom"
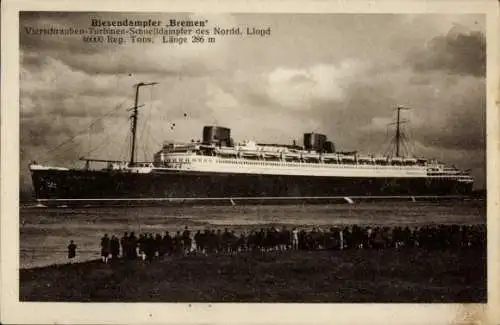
{"left": 30, "top": 169, "right": 474, "bottom": 207}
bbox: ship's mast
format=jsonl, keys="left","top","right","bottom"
{"left": 130, "top": 82, "right": 158, "bottom": 166}
{"left": 394, "top": 105, "right": 410, "bottom": 158}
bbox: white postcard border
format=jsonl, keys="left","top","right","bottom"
{"left": 2, "top": 0, "right": 499, "bottom": 324}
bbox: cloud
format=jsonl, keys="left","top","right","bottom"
{"left": 412, "top": 77, "right": 485, "bottom": 151}
{"left": 361, "top": 117, "right": 394, "bottom": 132}
{"left": 407, "top": 28, "right": 486, "bottom": 77}
{"left": 317, "top": 64, "right": 485, "bottom": 152}
{"left": 265, "top": 60, "right": 366, "bottom": 110}
{"left": 21, "top": 55, "right": 130, "bottom": 96}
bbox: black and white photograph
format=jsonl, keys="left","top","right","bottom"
{"left": 2, "top": 0, "right": 499, "bottom": 324}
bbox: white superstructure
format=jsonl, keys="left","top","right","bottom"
{"left": 148, "top": 141, "right": 473, "bottom": 182}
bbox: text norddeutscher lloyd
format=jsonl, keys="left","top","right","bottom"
{"left": 212, "top": 27, "right": 271, "bottom": 36}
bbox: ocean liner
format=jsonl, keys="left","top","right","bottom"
{"left": 29, "top": 82, "right": 474, "bottom": 207}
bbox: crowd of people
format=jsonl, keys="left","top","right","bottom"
{"left": 90, "top": 224, "right": 485, "bottom": 263}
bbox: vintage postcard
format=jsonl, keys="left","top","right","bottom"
{"left": 1, "top": 0, "right": 499, "bottom": 324}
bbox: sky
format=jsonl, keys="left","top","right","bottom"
{"left": 19, "top": 12, "right": 486, "bottom": 189}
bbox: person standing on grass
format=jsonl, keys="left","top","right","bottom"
{"left": 110, "top": 235, "right": 120, "bottom": 261}
{"left": 291, "top": 227, "right": 299, "bottom": 250}
{"left": 120, "top": 232, "right": 129, "bottom": 259}
{"left": 101, "top": 233, "right": 110, "bottom": 263}
{"left": 182, "top": 226, "right": 192, "bottom": 255}
{"left": 67, "top": 240, "right": 77, "bottom": 263}
{"left": 128, "top": 232, "right": 138, "bottom": 260}
{"left": 148, "top": 233, "right": 155, "bottom": 261}
{"left": 339, "top": 228, "right": 344, "bottom": 250}
{"left": 138, "top": 234, "right": 146, "bottom": 261}
{"left": 154, "top": 233, "right": 162, "bottom": 257}
{"left": 174, "top": 231, "right": 183, "bottom": 256}
{"left": 162, "top": 231, "right": 173, "bottom": 256}
{"left": 194, "top": 230, "right": 202, "bottom": 254}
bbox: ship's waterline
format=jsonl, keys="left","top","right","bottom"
{"left": 31, "top": 168, "right": 472, "bottom": 207}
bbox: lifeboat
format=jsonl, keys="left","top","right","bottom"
{"left": 262, "top": 151, "right": 281, "bottom": 159}
{"left": 322, "top": 154, "right": 338, "bottom": 162}
{"left": 341, "top": 155, "right": 355, "bottom": 161}
{"left": 302, "top": 153, "right": 320, "bottom": 160}
{"left": 403, "top": 158, "right": 417, "bottom": 165}
{"left": 216, "top": 148, "right": 238, "bottom": 156}
{"left": 284, "top": 152, "right": 300, "bottom": 160}
{"left": 358, "top": 156, "right": 373, "bottom": 165}
{"left": 240, "top": 151, "right": 260, "bottom": 158}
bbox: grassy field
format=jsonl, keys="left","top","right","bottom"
{"left": 19, "top": 248, "right": 486, "bottom": 302}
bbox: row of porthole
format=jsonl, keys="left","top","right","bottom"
{"left": 164, "top": 159, "right": 425, "bottom": 170}
{"left": 213, "top": 160, "right": 422, "bottom": 168}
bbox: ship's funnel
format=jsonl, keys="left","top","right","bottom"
{"left": 323, "top": 141, "right": 335, "bottom": 153}
{"left": 304, "top": 133, "right": 327, "bottom": 152}
{"left": 202, "top": 126, "right": 232, "bottom": 147}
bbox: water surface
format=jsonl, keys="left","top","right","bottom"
{"left": 20, "top": 200, "right": 486, "bottom": 269}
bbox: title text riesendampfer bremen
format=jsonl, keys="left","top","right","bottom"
{"left": 90, "top": 19, "right": 208, "bottom": 28}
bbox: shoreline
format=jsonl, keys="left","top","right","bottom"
{"left": 19, "top": 196, "right": 485, "bottom": 208}
{"left": 19, "top": 197, "right": 487, "bottom": 212}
